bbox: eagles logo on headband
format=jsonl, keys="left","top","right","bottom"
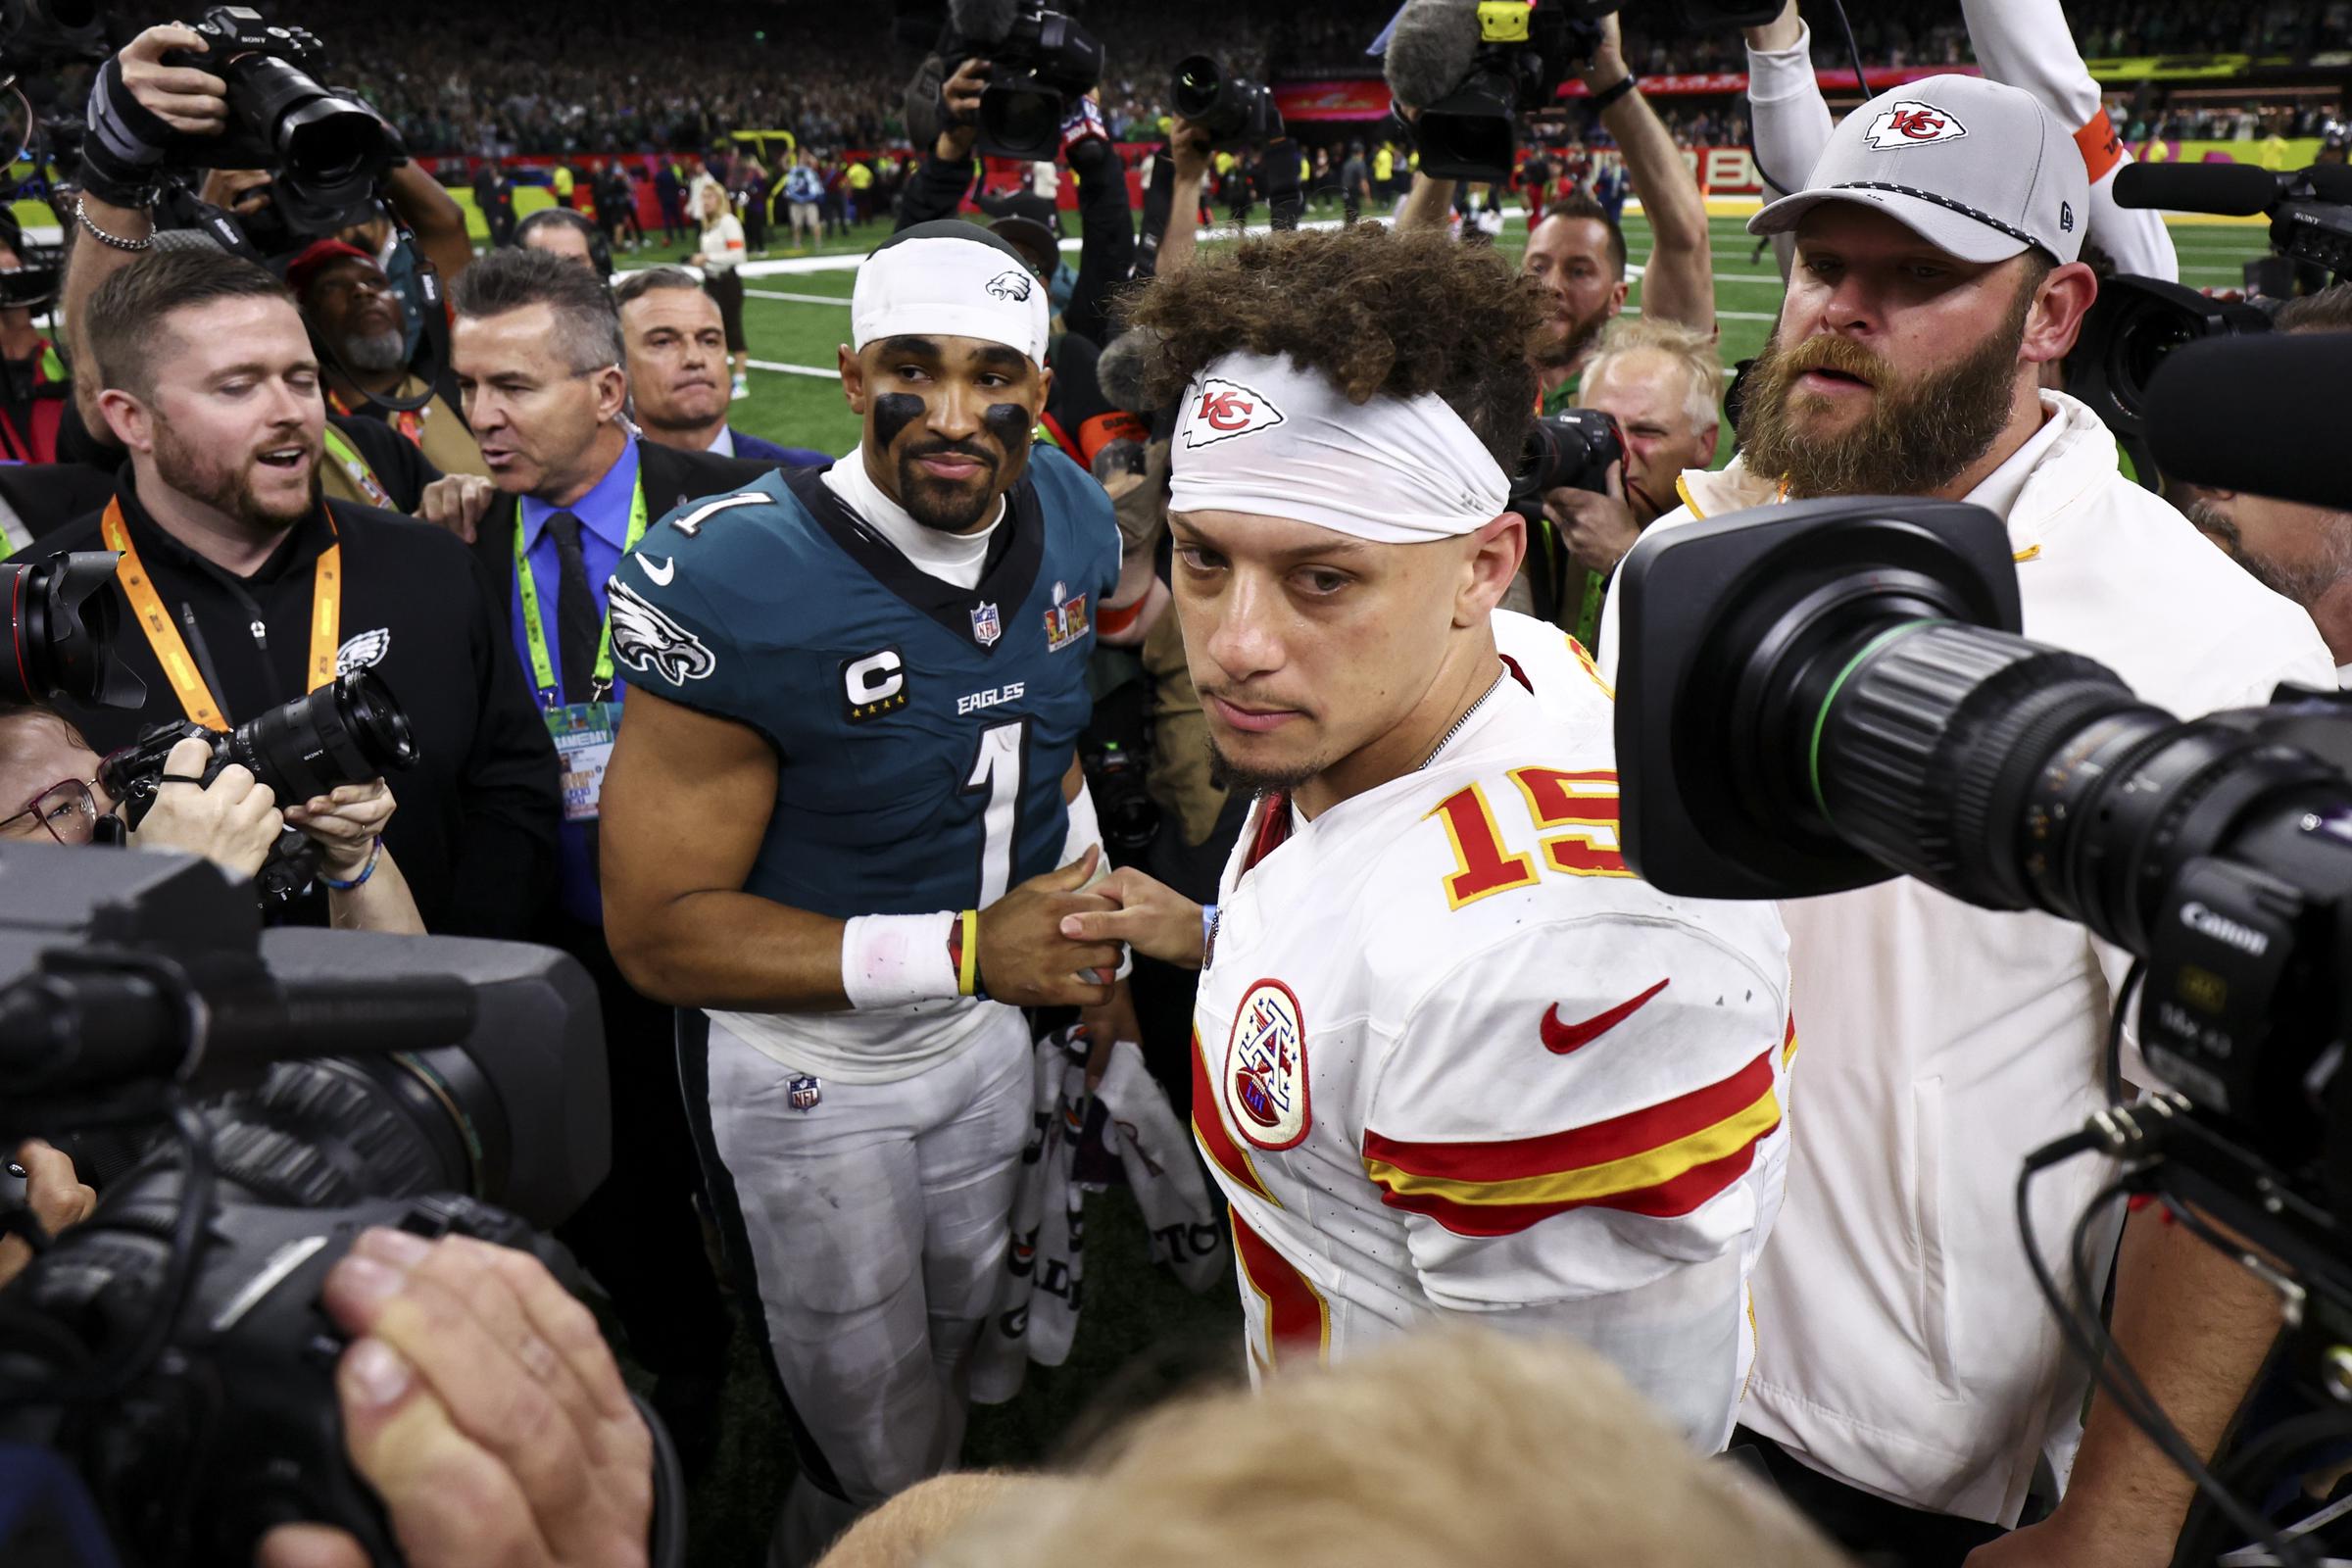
{"left": 1168, "top": 352, "right": 1511, "bottom": 544}
{"left": 852, "top": 220, "right": 1051, "bottom": 366}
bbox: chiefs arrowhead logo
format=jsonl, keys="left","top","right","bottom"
{"left": 1862, "top": 101, "right": 1969, "bottom": 150}
{"left": 1182, "top": 377, "right": 1285, "bottom": 448}
{"left": 1541, "top": 978, "right": 1669, "bottom": 1054}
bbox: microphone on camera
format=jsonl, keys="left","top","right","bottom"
{"left": 1382, "top": 0, "right": 1482, "bottom": 111}
{"left": 2116, "top": 160, "right": 2352, "bottom": 217}
{"left": 1097, "top": 327, "right": 1158, "bottom": 415}
{"left": 2146, "top": 333, "right": 2352, "bottom": 512}
{"left": 948, "top": 0, "right": 1020, "bottom": 44}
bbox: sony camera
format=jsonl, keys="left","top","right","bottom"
{"left": 0, "top": 845, "right": 615, "bottom": 1566}
{"left": 944, "top": 1, "right": 1102, "bottom": 163}
{"left": 161, "top": 5, "right": 406, "bottom": 235}
{"left": 1172, "top": 54, "right": 1283, "bottom": 151}
{"left": 99, "top": 670, "right": 421, "bottom": 903}
{"left": 1506, "top": 407, "right": 1624, "bottom": 521}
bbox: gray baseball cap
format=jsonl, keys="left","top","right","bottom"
{"left": 1749, "top": 74, "right": 2087, "bottom": 265}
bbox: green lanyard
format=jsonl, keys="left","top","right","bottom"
{"left": 515, "top": 477, "right": 651, "bottom": 706}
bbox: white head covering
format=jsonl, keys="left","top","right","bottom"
{"left": 1167, "top": 351, "right": 1510, "bottom": 544}
{"left": 851, "top": 226, "right": 1052, "bottom": 367}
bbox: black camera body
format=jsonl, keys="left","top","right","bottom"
{"left": 1173, "top": 54, "right": 1283, "bottom": 151}
{"left": 1507, "top": 407, "right": 1624, "bottom": 520}
{"left": 163, "top": 5, "right": 406, "bottom": 235}
{"left": 98, "top": 670, "right": 420, "bottom": 902}
{"left": 946, "top": 5, "right": 1102, "bottom": 164}
{"left": 1411, "top": 1, "right": 1595, "bottom": 184}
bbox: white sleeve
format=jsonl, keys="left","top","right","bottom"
{"left": 1743, "top": 22, "right": 1834, "bottom": 285}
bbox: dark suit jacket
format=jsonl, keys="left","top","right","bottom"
{"left": 470, "top": 437, "right": 775, "bottom": 611}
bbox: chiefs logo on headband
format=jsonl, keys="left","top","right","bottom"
{"left": 1183, "top": 376, "right": 1286, "bottom": 448}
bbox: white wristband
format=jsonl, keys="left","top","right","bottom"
{"left": 841, "top": 911, "right": 961, "bottom": 1009}
{"left": 1062, "top": 784, "right": 1134, "bottom": 981}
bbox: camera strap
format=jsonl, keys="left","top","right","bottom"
{"left": 101, "top": 498, "right": 343, "bottom": 727}
{"left": 513, "top": 477, "right": 652, "bottom": 706}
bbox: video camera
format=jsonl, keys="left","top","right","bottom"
{"left": 156, "top": 6, "right": 406, "bottom": 238}
{"left": 1172, "top": 54, "right": 1283, "bottom": 151}
{"left": 1612, "top": 329, "right": 2352, "bottom": 1564}
{"left": 0, "top": 845, "right": 619, "bottom": 1566}
{"left": 1507, "top": 407, "right": 1624, "bottom": 521}
{"left": 943, "top": 0, "right": 1102, "bottom": 163}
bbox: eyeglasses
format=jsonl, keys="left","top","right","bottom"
{"left": 0, "top": 776, "right": 102, "bottom": 846}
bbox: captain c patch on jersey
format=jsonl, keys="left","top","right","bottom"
{"left": 842, "top": 646, "right": 908, "bottom": 722}
{"left": 610, "top": 580, "right": 717, "bottom": 685}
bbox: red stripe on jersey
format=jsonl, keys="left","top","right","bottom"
{"left": 1361, "top": 1048, "right": 1777, "bottom": 1184}
{"left": 1372, "top": 1139, "right": 1770, "bottom": 1237}
{"left": 1241, "top": 791, "right": 1293, "bottom": 876}
{"left": 1231, "top": 1206, "right": 1329, "bottom": 1364}
{"left": 1191, "top": 1027, "right": 1276, "bottom": 1202}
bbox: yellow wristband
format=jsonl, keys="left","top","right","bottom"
{"left": 956, "top": 908, "right": 980, "bottom": 997}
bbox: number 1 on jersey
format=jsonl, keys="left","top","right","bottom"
{"left": 963, "top": 719, "right": 1029, "bottom": 906}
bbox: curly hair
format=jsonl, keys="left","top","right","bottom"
{"left": 1121, "top": 224, "right": 1544, "bottom": 470}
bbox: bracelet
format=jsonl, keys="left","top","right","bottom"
{"left": 319, "top": 836, "right": 382, "bottom": 891}
{"left": 1200, "top": 903, "right": 1219, "bottom": 965}
{"left": 74, "top": 194, "right": 154, "bottom": 253}
{"left": 1589, "top": 74, "right": 1639, "bottom": 114}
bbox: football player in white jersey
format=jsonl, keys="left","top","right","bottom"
{"left": 1059, "top": 225, "right": 1794, "bottom": 1447}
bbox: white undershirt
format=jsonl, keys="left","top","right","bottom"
{"left": 821, "top": 444, "right": 1005, "bottom": 591}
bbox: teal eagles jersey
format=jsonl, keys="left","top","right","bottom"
{"left": 607, "top": 447, "right": 1121, "bottom": 919}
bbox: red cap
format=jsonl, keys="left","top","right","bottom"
{"left": 284, "top": 238, "right": 376, "bottom": 299}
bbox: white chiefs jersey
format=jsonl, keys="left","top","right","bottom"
{"left": 1192, "top": 613, "right": 1793, "bottom": 1445}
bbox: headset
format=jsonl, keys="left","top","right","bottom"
{"left": 514, "top": 206, "right": 613, "bottom": 278}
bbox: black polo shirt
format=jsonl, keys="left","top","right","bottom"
{"left": 38, "top": 475, "right": 562, "bottom": 939}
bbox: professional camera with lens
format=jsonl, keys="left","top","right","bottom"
{"left": 160, "top": 5, "right": 406, "bottom": 235}
{"left": 943, "top": 0, "right": 1102, "bottom": 163}
{"left": 1172, "top": 54, "right": 1282, "bottom": 151}
{"left": 1507, "top": 407, "right": 1623, "bottom": 521}
{"left": 97, "top": 670, "right": 420, "bottom": 902}
{"left": 0, "top": 845, "right": 618, "bottom": 1566}
{"left": 0, "top": 551, "right": 146, "bottom": 709}
{"left": 1384, "top": 0, "right": 1595, "bottom": 184}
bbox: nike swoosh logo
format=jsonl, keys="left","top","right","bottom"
{"left": 640, "top": 555, "right": 676, "bottom": 586}
{"left": 1542, "top": 978, "right": 1670, "bottom": 1054}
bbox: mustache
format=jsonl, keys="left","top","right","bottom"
{"left": 1775, "top": 333, "right": 1894, "bottom": 386}
{"left": 903, "top": 439, "right": 998, "bottom": 469}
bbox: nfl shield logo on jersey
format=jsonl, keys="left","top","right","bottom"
{"left": 971, "top": 601, "right": 1004, "bottom": 647}
{"left": 787, "top": 1074, "right": 823, "bottom": 1111}
{"left": 1224, "top": 980, "right": 1310, "bottom": 1151}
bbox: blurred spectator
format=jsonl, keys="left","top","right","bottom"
{"left": 516, "top": 206, "right": 612, "bottom": 275}
{"left": 286, "top": 240, "right": 492, "bottom": 486}
{"left": 691, "top": 179, "right": 753, "bottom": 399}
{"left": 613, "top": 268, "right": 828, "bottom": 466}
{"left": 0, "top": 212, "right": 68, "bottom": 465}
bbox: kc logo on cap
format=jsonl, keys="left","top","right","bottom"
{"left": 1863, "top": 101, "right": 1970, "bottom": 150}
{"left": 1184, "top": 378, "right": 1286, "bottom": 447}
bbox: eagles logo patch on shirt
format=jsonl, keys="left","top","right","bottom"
{"left": 1044, "top": 578, "right": 1090, "bottom": 653}
{"left": 1226, "top": 979, "right": 1310, "bottom": 1151}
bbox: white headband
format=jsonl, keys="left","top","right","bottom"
{"left": 852, "top": 234, "right": 1051, "bottom": 367}
{"left": 1167, "top": 351, "right": 1510, "bottom": 543}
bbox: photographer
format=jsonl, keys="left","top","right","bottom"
{"left": 0, "top": 707, "right": 424, "bottom": 933}
{"left": 1399, "top": 12, "right": 1716, "bottom": 410}
{"left": 2180, "top": 285, "right": 2352, "bottom": 679}
{"left": 36, "top": 245, "right": 560, "bottom": 942}
{"left": 0, "top": 212, "right": 68, "bottom": 466}
{"left": 1597, "top": 79, "right": 2333, "bottom": 1566}
{"left": 286, "top": 239, "right": 489, "bottom": 488}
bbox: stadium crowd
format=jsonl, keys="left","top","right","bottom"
{"left": 4, "top": 3, "right": 2352, "bottom": 1568}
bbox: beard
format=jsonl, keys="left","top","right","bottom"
{"left": 1739, "top": 286, "right": 2035, "bottom": 500}
{"left": 2181, "top": 496, "right": 2352, "bottom": 608}
{"left": 154, "top": 417, "right": 317, "bottom": 532}
{"left": 1530, "top": 296, "right": 1612, "bottom": 372}
{"left": 895, "top": 442, "right": 1006, "bottom": 533}
{"left": 340, "top": 326, "right": 409, "bottom": 374}
{"left": 1205, "top": 733, "right": 1326, "bottom": 797}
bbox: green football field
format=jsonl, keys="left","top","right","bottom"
{"left": 641, "top": 203, "right": 2279, "bottom": 1566}
{"left": 644, "top": 204, "right": 2278, "bottom": 469}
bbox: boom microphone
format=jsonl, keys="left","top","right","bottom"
{"left": 2146, "top": 333, "right": 2352, "bottom": 512}
{"left": 947, "top": 0, "right": 1020, "bottom": 43}
{"left": 1382, "top": 0, "right": 1482, "bottom": 112}
{"left": 1097, "top": 327, "right": 1158, "bottom": 414}
{"left": 2113, "top": 160, "right": 2283, "bottom": 216}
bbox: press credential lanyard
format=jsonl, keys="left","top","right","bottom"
{"left": 514, "top": 479, "right": 651, "bottom": 706}
{"left": 102, "top": 498, "right": 342, "bottom": 727}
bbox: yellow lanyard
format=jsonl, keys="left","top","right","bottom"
{"left": 514, "top": 478, "right": 651, "bottom": 706}
{"left": 102, "top": 497, "right": 341, "bottom": 728}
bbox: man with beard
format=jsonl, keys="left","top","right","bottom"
{"left": 596, "top": 221, "right": 1134, "bottom": 1564}
{"left": 34, "top": 246, "right": 560, "bottom": 942}
{"left": 1598, "top": 77, "right": 2334, "bottom": 1567}
{"left": 2179, "top": 284, "right": 2352, "bottom": 681}
{"left": 613, "top": 267, "right": 828, "bottom": 467}
{"left": 287, "top": 239, "right": 489, "bottom": 487}
{"left": 1052, "top": 222, "right": 1791, "bottom": 1446}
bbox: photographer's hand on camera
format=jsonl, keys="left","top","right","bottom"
{"left": 0, "top": 1139, "right": 96, "bottom": 1293}
{"left": 1546, "top": 460, "right": 1642, "bottom": 575}
{"left": 974, "top": 846, "right": 1123, "bottom": 1007}
{"left": 255, "top": 1229, "right": 655, "bottom": 1568}
{"left": 127, "top": 736, "right": 283, "bottom": 880}
{"left": 199, "top": 167, "right": 275, "bottom": 217}
{"left": 1057, "top": 866, "right": 1205, "bottom": 970}
{"left": 936, "top": 58, "right": 989, "bottom": 162}
{"left": 287, "top": 780, "right": 427, "bottom": 935}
